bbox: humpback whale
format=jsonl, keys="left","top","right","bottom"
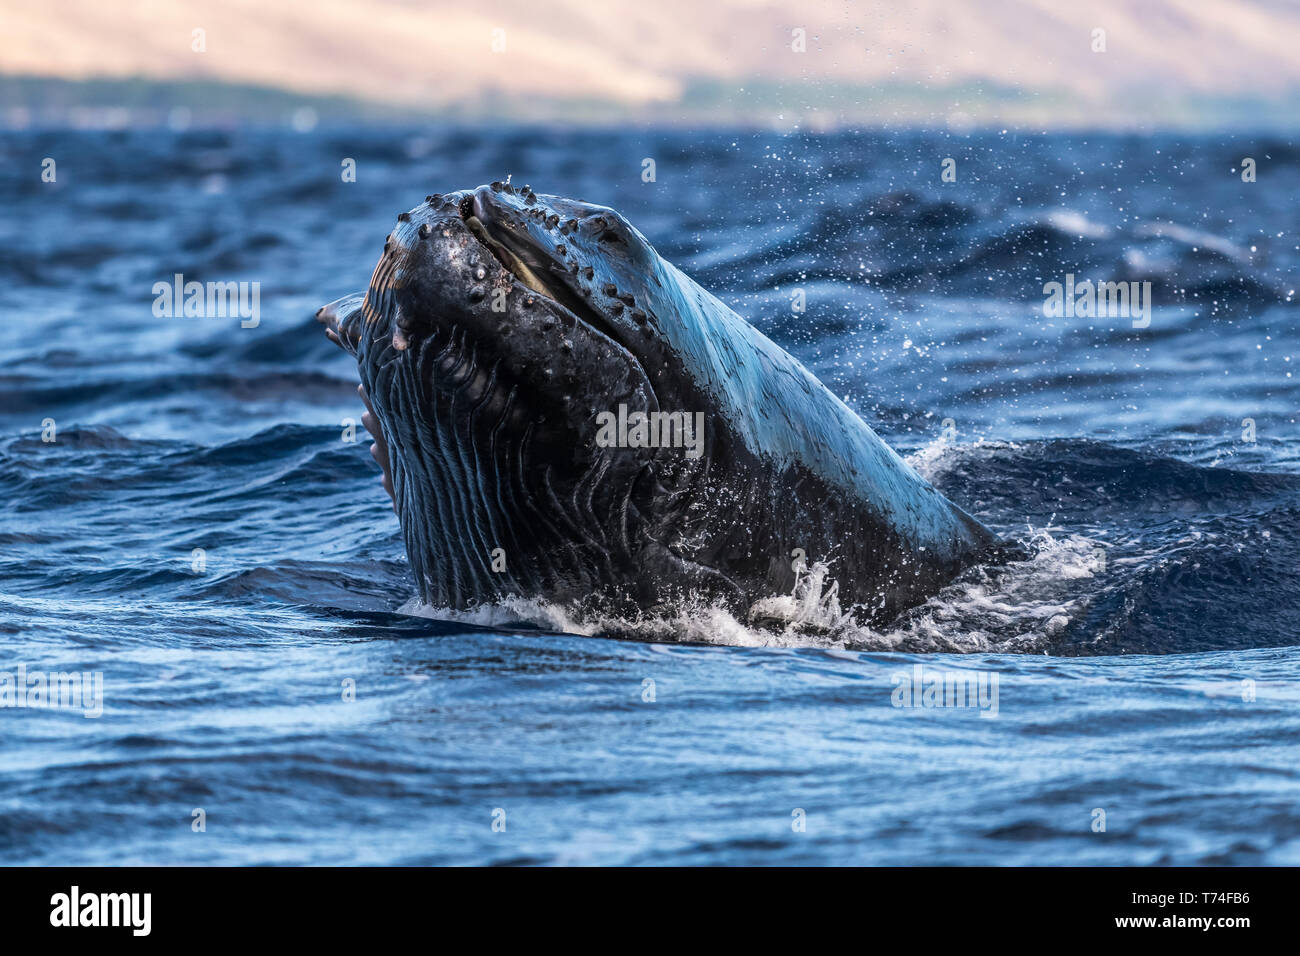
{"left": 318, "top": 183, "right": 995, "bottom": 624}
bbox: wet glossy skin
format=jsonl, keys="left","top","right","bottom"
{"left": 318, "top": 183, "right": 995, "bottom": 621}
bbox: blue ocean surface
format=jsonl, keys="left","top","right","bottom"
{"left": 2, "top": 126, "right": 1299, "bottom": 864}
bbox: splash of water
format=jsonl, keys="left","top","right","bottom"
{"left": 399, "top": 528, "right": 1105, "bottom": 653}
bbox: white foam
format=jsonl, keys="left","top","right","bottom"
{"left": 1046, "top": 209, "right": 1112, "bottom": 240}
{"left": 906, "top": 436, "right": 1018, "bottom": 482}
{"left": 398, "top": 527, "right": 1106, "bottom": 654}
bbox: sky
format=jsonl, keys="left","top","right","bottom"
{"left": 2, "top": 0, "right": 1299, "bottom": 127}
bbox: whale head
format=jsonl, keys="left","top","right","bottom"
{"left": 319, "top": 183, "right": 997, "bottom": 623}
{"left": 317, "top": 183, "right": 724, "bottom": 610}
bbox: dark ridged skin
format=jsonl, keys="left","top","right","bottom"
{"left": 318, "top": 183, "right": 996, "bottom": 623}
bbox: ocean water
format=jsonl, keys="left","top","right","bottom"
{"left": 2, "top": 126, "right": 1299, "bottom": 865}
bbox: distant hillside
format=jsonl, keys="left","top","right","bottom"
{"left": 3, "top": 0, "right": 1300, "bottom": 128}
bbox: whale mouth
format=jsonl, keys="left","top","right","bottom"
{"left": 317, "top": 190, "right": 647, "bottom": 401}
{"left": 456, "top": 194, "right": 636, "bottom": 361}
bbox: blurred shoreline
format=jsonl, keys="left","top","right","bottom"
{"left": 4, "top": 73, "right": 1300, "bottom": 133}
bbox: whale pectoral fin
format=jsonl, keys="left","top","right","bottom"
{"left": 317, "top": 292, "right": 397, "bottom": 512}
{"left": 316, "top": 292, "right": 367, "bottom": 355}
